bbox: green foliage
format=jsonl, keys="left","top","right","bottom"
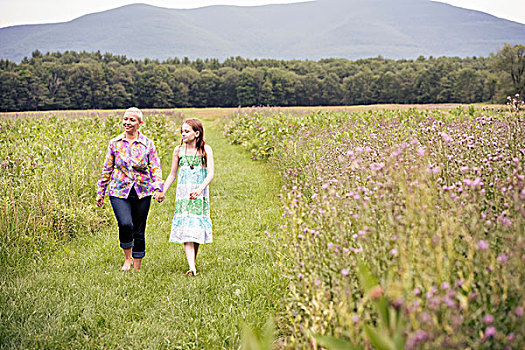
{"left": 0, "top": 50, "right": 516, "bottom": 112}
{"left": 492, "top": 43, "right": 525, "bottom": 97}
{"left": 241, "top": 318, "right": 275, "bottom": 350}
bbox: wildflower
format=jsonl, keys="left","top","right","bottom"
{"left": 507, "top": 333, "right": 515, "bottom": 341}
{"left": 498, "top": 217, "right": 512, "bottom": 227}
{"left": 483, "top": 314, "right": 494, "bottom": 324}
{"left": 484, "top": 326, "right": 496, "bottom": 338}
{"left": 298, "top": 273, "right": 303, "bottom": 279}
{"left": 420, "top": 312, "right": 431, "bottom": 323}
{"left": 370, "top": 162, "right": 385, "bottom": 171}
{"left": 477, "top": 240, "right": 489, "bottom": 250}
{"left": 441, "top": 282, "right": 450, "bottom": 290}
{"left": 414, "top": 288, "right": 421, "bottom": 295}
{"left": 443, "top": 296, "right": 456, "bottom": 308}
{"left": 352, "top": 316, "right": 359, "bottom": 323}
{"left": 428, "top": 165, "right": 440, "bottom": 174}
{"left": 497, "top": 254, "right": 508, "bottom": 263}
{"left": 369, "top": 285, "right": 383, "bottom": 300}
{"left": 341, "top": 269, "right": 349, "bottom": 276}
{"left": 390, "top": 248, "right": 398, "bottom": 256}
{"left": 414, "top": 330, "right": 427, "bottom": 341}
{"left": 392, "top": 298, "right": 404, "bottom": 308}
{"left": 441, "top": 132, "right": 452, "bottom": 142}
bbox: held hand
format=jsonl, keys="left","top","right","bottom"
{"left": 153, "top": 191, "right": 165, "bottom": 203}
{"left": 96, "top": 197, "right": 104, "bottom": 207}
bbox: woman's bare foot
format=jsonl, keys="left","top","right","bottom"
{"left": 121, "top": 258, "right": 133, "bottom": 271}
{"left": 133, "top": 258, "right": 142, "bottom": 272}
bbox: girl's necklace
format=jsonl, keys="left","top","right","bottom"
{"left": 185, "top": 145, "right": 198, "bottom": 169}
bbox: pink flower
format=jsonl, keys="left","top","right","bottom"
{"left": 477, "top": 240, "right": 489, "bottom": 250}
{"left": 484, "top": 326, "right": 496, "bottom": 338}
{"left": 341, "top": 269, "right": 349, "bottom": 276}
{"left": 370, "top": 162, "right": 385, "bottom": 171}
{"left": 441, "top": 132, "right": 452, "bottom": 142}
{"left": 483, "top": 314, "right": 494, "bottom": 324}
{"left": 497, "top": 254, "right": 508, "bottom": 263}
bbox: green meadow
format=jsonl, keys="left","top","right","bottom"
{"left": 0, "top": 111, "right": 284, "bottom": 349}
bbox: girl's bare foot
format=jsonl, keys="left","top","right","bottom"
{"left": 185, "top": 269, "right": 197, "bottom": 276}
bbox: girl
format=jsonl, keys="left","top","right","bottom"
{"left": 161, "top": 118, "right": 214, "bottom": 276}
{"left": 96, "top": 107, "right": 164, "bottom": 272}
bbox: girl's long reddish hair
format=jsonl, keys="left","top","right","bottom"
{"left": 181, "top": 118, "right": 207, "bottom": 167}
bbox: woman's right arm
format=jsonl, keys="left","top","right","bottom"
{"left": 96, "top": 143, "right": 115, "bottom": 207}
{"left": 162, "top": 145, "right": 180, "bottom": 195}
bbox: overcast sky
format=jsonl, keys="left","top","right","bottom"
{"left": 1, "top": 0, "right": 524, "bottom": 28}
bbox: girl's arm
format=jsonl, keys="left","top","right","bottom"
{"left": 162, "top": 145, "right": 181, "bottom": 195}
{"left": 190, "top": 145, "right": 214, "bottom": 200}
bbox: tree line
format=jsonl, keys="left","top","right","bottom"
{"left": 0, "top": 44, "right": 523, "bottom": 112}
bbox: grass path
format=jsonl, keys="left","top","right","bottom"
{"left": 0, "top": 120, "right": 285, "bottom": 349}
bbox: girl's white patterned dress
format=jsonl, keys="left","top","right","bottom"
{"left": 169, "top": 154, "right": 212, "bottom": 244}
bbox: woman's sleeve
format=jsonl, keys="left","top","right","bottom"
{"left": 96, "top": 143, "right": 115, "bottom": 200}
{"left": 148, "top": 141, "right": 164, "bottom": 192}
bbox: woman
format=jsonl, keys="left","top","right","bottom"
{"left": 96, "top": 107, "right": 163, "bottom": 271}
{"left": 159, "top": 118, "right": 214, "bottom": 276}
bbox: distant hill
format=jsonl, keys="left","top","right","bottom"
{"left": 1, "top": 0, "right": 524, "bottom": 62}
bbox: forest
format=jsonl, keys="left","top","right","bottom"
{"left": 0, "top": 44, "right": 523, "bottom": 112}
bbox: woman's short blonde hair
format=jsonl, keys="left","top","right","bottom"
{"left": 124, "top": 107, "right": 143, "bottom": 123}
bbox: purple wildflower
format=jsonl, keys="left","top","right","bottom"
{"left": 484, "top": 326, "right": 496, "bottom": 338}
{"left": 497, "top": 254, "right": 508, "bottom": 263}
{"left": 477, "top": 240, "right": 489, "bottom": 250}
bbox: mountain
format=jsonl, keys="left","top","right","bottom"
{"left": 1, "top": 0, "right": 524, "bottom": 62}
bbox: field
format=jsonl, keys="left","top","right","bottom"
{"left": 1, "top": 104, "right": 523, "bottom": 349}
{"left": 221, "top": 104, "right": 524, "bottom": 349}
